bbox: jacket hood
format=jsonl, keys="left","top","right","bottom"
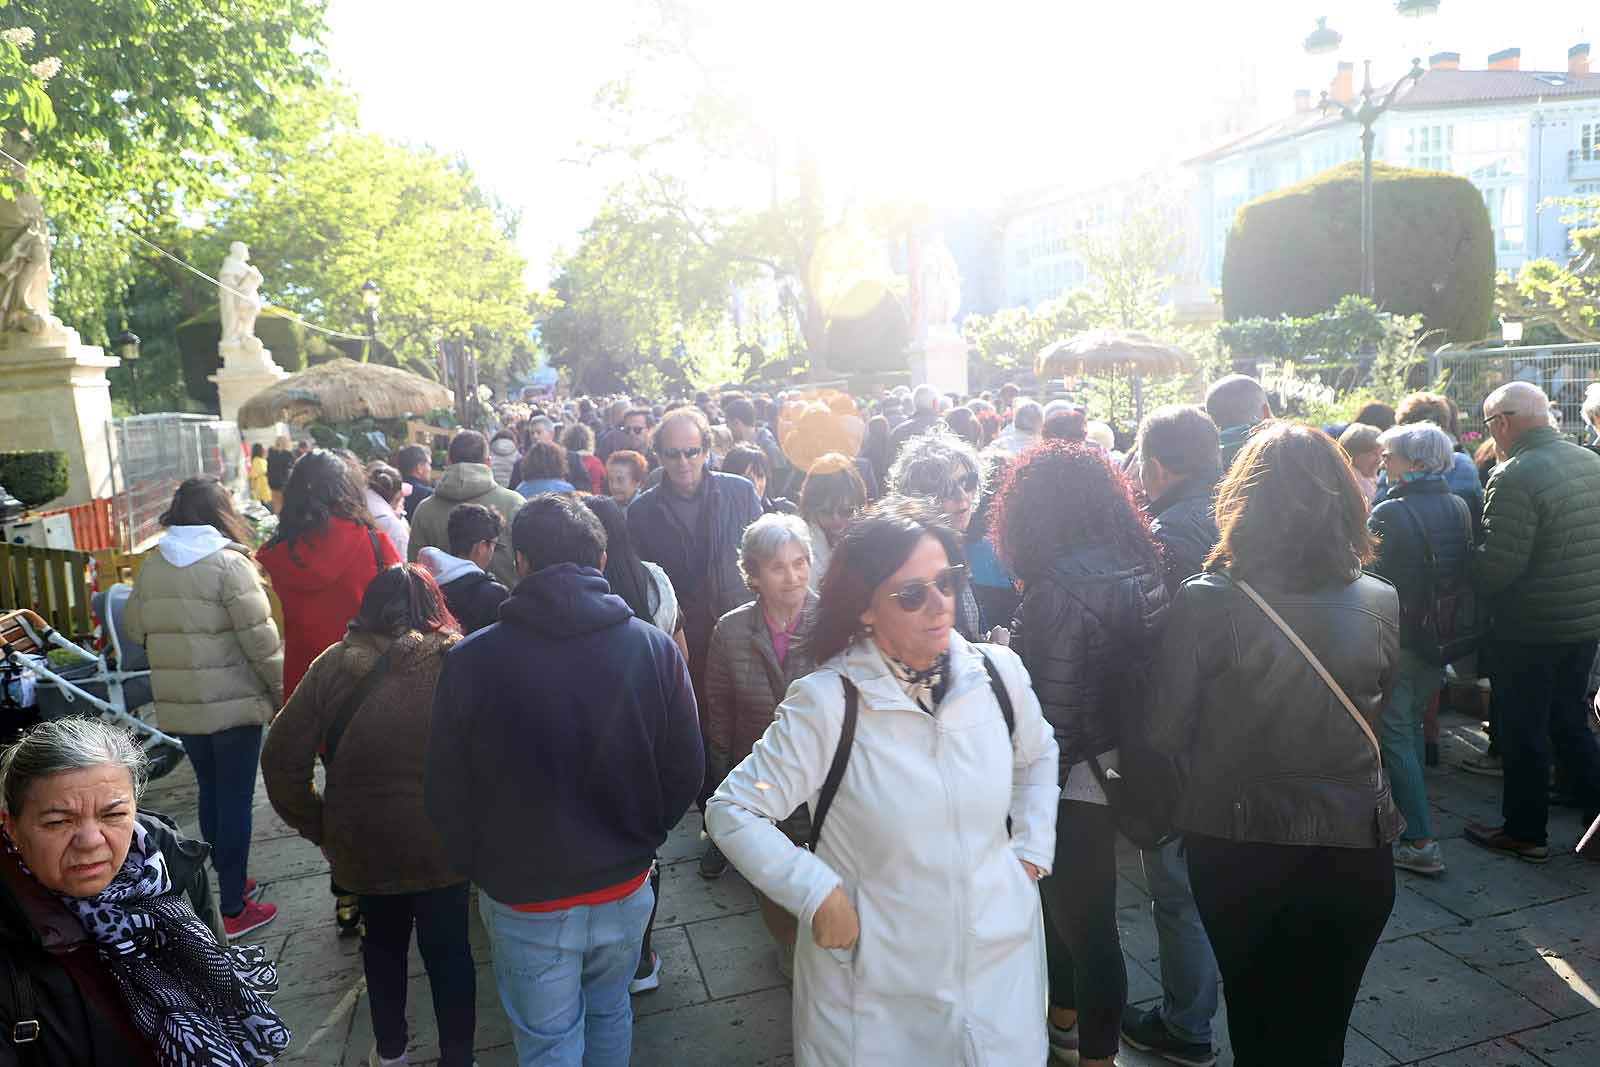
{"left": 157, "top": 525, "right": 236, "bottom": 568}
{"left": 419, "top": 546, "right": 481, "bottom": 586}
{"left": 500, "top": 563, "right": 633, "bottom": 638}
{"left": 259, "top": 518, "right": 375, "bottom": 592}
{"left": 435, "top": 462, "right": 499, "bottom": 501}
{"left": 490, "top": 437, "right": 519, "bottom": 458}
{"left": 339, "top": 627, "right": 458, "bottom": 675}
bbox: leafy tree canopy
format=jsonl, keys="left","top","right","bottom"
{"left": 1498, "top": 194, "right": 1600, "bottom": 343}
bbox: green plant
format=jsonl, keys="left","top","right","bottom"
{"left": 0, "top": 450, "right": 69, "bottom": 507}
{"left": 1223, "top": 161, "right": 1495, "bottom": 342}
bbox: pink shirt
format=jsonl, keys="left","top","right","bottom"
{"left": 764, "top": 608, "right": 803, "bottom": 667}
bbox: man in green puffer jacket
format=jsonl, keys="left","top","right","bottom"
{"left": 408, "top": 429, "right": 526, "bottom": 587}
{"left": 1467, "top": 381, "right": 1600, "bottom": 862}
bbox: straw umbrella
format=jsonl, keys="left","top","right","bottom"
{"left": 236, "top": 357, "right": 454, "bottom": 429}
{"left": 1034, "top": 330, "right": 1196, "bottom": 424}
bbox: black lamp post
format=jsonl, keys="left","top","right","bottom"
{"left": 115, "top": 330, "right": 142, "bottom": 414}
{"left": 360, "top": 280, "right": 381, "bottom": 361}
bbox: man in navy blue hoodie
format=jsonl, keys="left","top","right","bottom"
{"left": 425, "top": 493, "right": 703, "bottom": 1067}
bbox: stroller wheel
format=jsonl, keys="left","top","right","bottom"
{"left": 146, "top": 742, "right": 187, "bottom": 780}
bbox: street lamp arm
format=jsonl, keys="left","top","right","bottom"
{"left": 1377, "top": 60, "right": 1425, "bottom": 113}
{"left": 1319, "top": 92, "right": 1358, "bottom": 124}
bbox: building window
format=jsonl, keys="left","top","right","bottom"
{"left": 1407, "top": 124, "right": 1452, "bottom": 171}
{"left": 1582, "top": 123, "right": 1599, "bottom": 163}
{"left": 1485, "top": 185, "right": 1527, "bottom": 253}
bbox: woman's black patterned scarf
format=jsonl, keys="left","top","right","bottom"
{"left": 5, "top": 822, "right": 291, "bottom": 1066}
{"left": 887, "top": 651, "right": 950, "bottom": 712}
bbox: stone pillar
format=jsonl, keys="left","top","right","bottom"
{"left": 0, "top": 327, "right": 120, "bottom": 507}
{"left": 910, "top": 323, "right": 970, "bottom": 397}
{"left": 209, "top": 336, "right": 288, "bottom": 450}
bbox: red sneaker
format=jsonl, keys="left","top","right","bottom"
{"left": 243, "top": 877, "right": 262, "bottom": 901}
{"left": 223, "top": 900, "right": 277, "bottom": 941}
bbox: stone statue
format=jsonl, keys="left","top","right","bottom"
{"left": 0, "top": 206, "right": 51, "bottom": 334}
{"left": 918, "top": 238, "right": 963, "bottom": 333}
{"left": 218, "top": 241, "right": 264, "bottom": 345}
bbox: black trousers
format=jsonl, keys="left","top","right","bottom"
{"left": 359, "top": 883, "right": 476, "bottom": 1067}
{"left": 1186, "top": 836, "right": 1393, "bottom": 1067}
{"left": 1491, "top": 638, "right": 1600, "bottom": 844}
{"left": 1039, "top": 800, "right": 1126, "bottom": 1061}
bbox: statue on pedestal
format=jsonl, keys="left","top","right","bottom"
{"left": 0, "top": 140, "right": 70, "bottom": 344}
{"left": 218, "top": 241, "right": 265, "bottom": 352}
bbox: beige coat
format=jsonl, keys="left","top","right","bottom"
{"left": 124, "top": 534, "right": 283, "bottom": 735}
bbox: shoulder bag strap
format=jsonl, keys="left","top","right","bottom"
{"left": 1235, "top": 580, "right": 1382, "bottom": 767}
{"left": 978, "top": 651, "right": 1016, "bottom": 737}
{"left": 1393, "top": 497, "right": 1438, "bottom": 567}
{"left": 322, "top": 644, "right": 399, "bottom": 767}
{"left": 368, "top": 528, "right": 383, "bottom": 570}
{"left": 0, "top": 951, "right": 41, "bottom": 1057}
{"left": 806, "top": 676, "right": 859, "bottom": 852}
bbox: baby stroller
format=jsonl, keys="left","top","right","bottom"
{"left": 0, "top": 587, "right": 186, "bottom": 778}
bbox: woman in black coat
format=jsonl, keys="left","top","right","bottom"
{"left": 991, "top": 441, "right": 1169, "bottom": 1067}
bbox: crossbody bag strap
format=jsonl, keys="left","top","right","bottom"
{"left": 0, "top": 951, "right": 41, "bottom": 1055}
{"left": 978, "top": 651, "right": 1016, "bottom": 737}
{"left": 368, "top": 528, "right": 384, "bottom": 570}
{"left": 322, "top": 644, "right": 399, "bottom": 767}
{"left": 806, "top": 676, "right": 859, "bottom": 852}
{"left": 1235, "top": 580, "right": 1382, "bottom": 767}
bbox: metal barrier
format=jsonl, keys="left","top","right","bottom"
{"left": 0, "top": 543, "right": 94, "bottom": 640}
{"left": 106, "top": 415, "right": 247, "bottom": 551}
{"left": 1435, "top": 343, "right": 1600, "bottom": 436}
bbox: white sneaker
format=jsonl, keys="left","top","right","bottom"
{"left": 629, "top": 951, "right": 661, "bottom": 995}
{"left": 369, "top": 1049, "right": 407, "bottom": 1067}
{"left": 1394, "top": 840, "right": 1446, "bottom": 876}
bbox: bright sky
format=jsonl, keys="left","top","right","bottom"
{"left": 326, "top": 0, "right": 1595, "bottom": 285}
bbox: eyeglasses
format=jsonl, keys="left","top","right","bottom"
{"left": 942, "top": 472, "right": 980, "bottom": 499}
{"left": 626, "top": 425, "right": 647, "bottom": 434}
{"left": 1484, "top": 412, "right": 1510, "bottom": 427}
{"left": 660, "top": 446, "right": 705, "bottom": 462}
{"left": 888, "top": 565, "right": 968, "bottom": 613}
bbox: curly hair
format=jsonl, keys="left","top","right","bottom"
{"left": 887, "top": 429, "right": 986, "bottom": 509}
{"left": 522, "top": 440, "right": 569, "bottom": 481}
{"left": 1205, "top": 422, "right": 1374, "bottom": 589}
{"left": 990, "top": 441, "right": 1158, "bottom": 582}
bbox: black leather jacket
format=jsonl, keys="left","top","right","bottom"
{"left": 1148, "top": 475, "right": 1220, "bottom": 599}
{"left": 1015, "top": 543, "right": 1168, "bottom": 780}
{"left": 1369, "top": 476, "right": 1472, "bottom": 654}
{"left": 1140, "top": 570, "right": 1404, "bottom": 848}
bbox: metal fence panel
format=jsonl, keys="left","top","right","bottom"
{"left": 1437, "top": 343, "right": 1600, "bottom": 437}
{"left": 108, "top": 415, "right": 248, "bottom": 551}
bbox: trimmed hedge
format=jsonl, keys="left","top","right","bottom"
{"left": 0, "top": 450, "right": 70, "bottom": 507}
{"left": 176, "top": 305, "right": 387, "bottom": 408}
{"left": 1222, "top": 161, "right": 1495, "bottom": 342}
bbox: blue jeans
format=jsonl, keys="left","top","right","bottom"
{"left": 176, "top": 724, "right": 262, "bottom": 914}
{"left": 1140, "top": 838, "right": 1219, "bottom": 1046}
{"left": 479, "top": 878, "right": 654, "bottom": 1067}
{"left": 1382, "top": 649, "right": 1440, "bottom": 842}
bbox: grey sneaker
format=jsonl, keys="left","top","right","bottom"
{"left": 1120, "top": 1004, "right": 1217, "bottom": 1066}
{"left": 1394, "top": 840, "right": 1446, "bottom": 876}
{"left": 1460, "top": 751, "right": 1503, "bottom": 777}
{"left": 698, "top": 843, "right": 728, "bottom": 880}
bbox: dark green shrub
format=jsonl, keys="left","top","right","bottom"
{"left": 1223, "top": 162, "right": 1494, "bottom": 342}
{"left": 0, "top": 450, "right": 70, "bottom": 507}
{"left": 175, "top": 305, "right": 388, "bottom": 408}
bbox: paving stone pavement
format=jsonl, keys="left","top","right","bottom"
{"left": 140, "top": 710, "right": 1598, "bottom": 1065}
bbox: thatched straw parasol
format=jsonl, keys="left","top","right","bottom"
{"left": 1033, "top": 330, "right": 1196, "bottom": 379}
{"left": 236, "top": 358, "right": 453, "bottom": 429}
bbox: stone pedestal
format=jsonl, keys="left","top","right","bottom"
{"left": 209, "top": 336, "right": 288, "bottom": 450}
{"left": 0, "top": 327, "right": 120, "bottom": 508}
{"left": 909, "top": 324, "right": 970, "bottom": 397}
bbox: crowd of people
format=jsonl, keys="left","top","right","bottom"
{"left": 3, "top": 372, "right": 1600, "bottom": 1067}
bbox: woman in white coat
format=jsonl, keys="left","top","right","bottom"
{"left": 707, "top": 502, "right": 1060, "bottom": 1066}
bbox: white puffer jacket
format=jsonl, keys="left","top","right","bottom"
{"left": 707, "top": 635, "right": 1058, "bottom": 1066}
{"left": 489, "top": 436, "right": 520, "bottom": 487}
{"left": 124, "top": 527, "right": 283, "bottom": 735}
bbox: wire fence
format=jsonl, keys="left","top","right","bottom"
{"left": 107, "top": 415, "right": 247, "bottom": 551}
{"left": 1435, "top": 342, "right": 1600, "bottom": 438}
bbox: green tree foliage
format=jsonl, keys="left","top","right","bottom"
{"left": 1222, "top": 161, "right": 1494, "bottom": 342}
{"left": 1498, "top": 193, "right": 1600, "bottom": 342}
{"left": 0, "top": 449, "right": 69, "bottom": 506}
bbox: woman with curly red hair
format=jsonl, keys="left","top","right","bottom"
{"left": 991, "top": 441, "right": 1169, "bottom": 1067}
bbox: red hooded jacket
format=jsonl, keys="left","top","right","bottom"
{"left": 258, "top": 517, "right": 399, "bottom": 696}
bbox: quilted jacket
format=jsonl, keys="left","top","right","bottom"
{"left": 1148, "top": 475, "right": 1220, "bottom": 599}
{"left": 703, "top": 593, "right": 819, "bottom": 788}
{"left": 1014, "top": 543, "right": 1168, "bottom": 779}
{"left": 1369, "top": 475, "right": 1473, "bottom": 654}
{"left": 1473, "top": 426, "right": 1600, "bottom": 643}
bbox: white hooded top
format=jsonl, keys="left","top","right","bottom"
{"left": 157, "top": 525, "right": 232, "bottom": 568}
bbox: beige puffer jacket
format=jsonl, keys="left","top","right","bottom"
{"left": 124, "top": 529, "right": 284, "bottom": 735}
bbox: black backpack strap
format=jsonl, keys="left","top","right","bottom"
{"left": 368, "top": 528, "right": 384, "bottom": 569}
{"left": 806, "top": 676, "right": 859, "bottom": 852}
{"left": 979, "top": 651, "right": 1015, "bottom": 737}
{"left": 322, "top": 644, "right": 398, "bottom": 766}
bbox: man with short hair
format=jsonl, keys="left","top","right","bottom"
{"left": 1121, "top": 403, "right": 1223, "bottom": 1066}
{"left": 1466, "top": 381, "right": 1600, "bottom": 861}
{"left": 393, "top": 444, "right": 434, "bottom": 520}
{"left": 889, "top": 384, "right": 943, "bottom": 457}
{"left": 427, "top": 495, "right": 702, "bottom": 1066}
{"left": 606, "top": 450, "right": 648, "bottom": 511}
{"left": 408, "top": 430, "right": 526, "bottom": 586}
{"left": 989, "top": 399, "right": 1043, "bottom": 458}
{"left": 417, "top": 503, "right": 509, "bottom": 634}
{"left": 1203, "top": 373, "right": 1272, "bottom": 469}
{"left": 724, "top": 393, "right": 792, "bottom": 496}
{"left": 595, "top": 400, "right": 631, "bottom": 461}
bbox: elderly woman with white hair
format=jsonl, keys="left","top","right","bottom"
{"left": 887, "top": 429, "right": 1005, "bottom": 643}
{"left": 699, "top": 515, "right": 819, "bottom": 939}
{"left": 1368, "top": 421, "right": 1474, "bottom": 877}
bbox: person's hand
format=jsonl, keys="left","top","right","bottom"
{"left": 1020, "top": 859, "right": 1044, "bottom": 882}
{"left": 811, "top": 886, "right": 860, "bottom": 950}
{"left": 985, "top": 626, "right": 1011, "bottom": 647}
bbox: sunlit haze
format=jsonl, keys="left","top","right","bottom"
{"left": 328, "top": 0, "right": 1595, "bottom": 284}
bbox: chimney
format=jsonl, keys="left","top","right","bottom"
{"left": 1330, "top": 61, "right": 1354, "bottom": 103}
{"left": 1572, "top": 43, "right": 1592, "bottom": 78}
{"left": 1429, "top": 51, "right": 1460, "bottom": 71}
{"left": 1294, "top": 89, "right": 1312, "bottom": 113}
{"left": 1488, "top": 47, "right": 1521, "bottom": 72}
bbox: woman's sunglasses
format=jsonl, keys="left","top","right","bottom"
{"left": 888, "top": 565, "right": 968, "bottom": 613}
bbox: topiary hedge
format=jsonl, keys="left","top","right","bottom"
{"left": 0, "top": 450, "right": 70, "bottom": 507}
{"left": 1222, "top": 161, "right": 1495, "bottom": 342}
{"left": 175, "top": 305, "right": 388, "bottom": 408}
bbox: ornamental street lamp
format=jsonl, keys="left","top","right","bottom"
{"left": 115, "top": 330, "right": 142, "bottom": 414}
{"left": 360, "top": 280, "right": 381, "bottom": 361}
{"left": 1396, "top": 0, "right": 1442, "bottom": 17}
{"left": 1304, "top": 16, "right": 1342, "bottom": 55}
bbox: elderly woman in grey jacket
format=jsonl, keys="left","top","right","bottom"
{"left": 701, "top": 514, "right": 818, "bottom": 964}
{"left": 124, "top": 477, "right": 283, "bottom": 940}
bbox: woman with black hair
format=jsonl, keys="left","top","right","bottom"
{"left": 707, "top": 501, "right": 1059, "bottom": 1065}
{"left": 263, "top": 566, "right": 475, "bottom": 1067}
